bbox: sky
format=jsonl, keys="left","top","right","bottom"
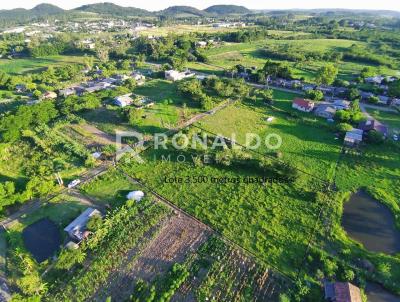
{"left": 0, "top": 0, "right": 399, "bottom": 11}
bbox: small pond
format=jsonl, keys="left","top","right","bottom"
{"left": 342, "top": 191, "right": 400, "bottom": 254}
{"left": 22, "top": 218, "right": 61, "bottom": 263}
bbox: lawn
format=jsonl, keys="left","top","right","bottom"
{"left": 121, "top": 146, "right": 325, "bottom": 277}
{"left": 80, "top": 168, "right": 141, "bottom": 208}
{"left": 80, "top": 80, "right": 203, "bottom": 136}
{"left": 132, "top": 79, "right": 203, "bottom": 134}
{"left": 0, "top": 55, "right": 86, "bottom": 75}
{"left": 197, "top": 91, "right": 342, "bottom": 180}
{"left": 119, "top": 96, "right": 400, "bottom": 296}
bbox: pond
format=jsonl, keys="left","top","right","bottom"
{"left": 342, "top": 190, "right": 400, "bottom": 254}
{"left": 22, "top": 218, "right": 62, "bottom": 263}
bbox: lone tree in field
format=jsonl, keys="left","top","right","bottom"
{"left": 315, "top": 64, "right": 338, "bottom": 85}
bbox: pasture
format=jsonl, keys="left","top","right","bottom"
{"left": 0, "top": 55, "right": 86, "bottom": 75}
{"left": 203, "top": 39, "right": 399, "bottom": 82}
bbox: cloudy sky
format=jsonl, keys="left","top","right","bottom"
{"left": 1, "top": 0, "right": 399, "bottom": 11}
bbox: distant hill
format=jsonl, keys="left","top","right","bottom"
{"left": 0, "top": 3, "right": 65, "bottom": 24}
{"left": 74, "top": 2, "right": 151, "bottom": 16}
{"left": 204, "top": 5, "right": 251, "bottom": 15}
{"left": 31, "top": 3, "right": 64, "bottom": 15}
{"left": 159, "top": 6, "right": 207, "bottom": 17}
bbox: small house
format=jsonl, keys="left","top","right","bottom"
{"left": 59, "top": 88, "right": 76, "bottom": 97}
{"left": 292, "top": 98, "right": 315, "bottom": 112}
{"left": 324, "top": 281, "right": 362, "bottom": 302}
{"left": 344, "top": 129, "right": 363, "bottom": 147}
{"left": 332, "top": 99, "right": 350, "bottom": 110}
{"left": 359, "top": 119, "right": 388, "bottom": 137}
{"left": 64, "top": 208, "right": 101, "bottom": 241}
{"left": 165, "top": 70, "right": 195, "bottom": 82}
{"left": 114, "top": 94, "right": 134, "bottom": 107}
{"left": 15, "top": 84, "right": 26, "bottom": 93}
{"left": 42, "top": 91, "right": 57, "bottom": 99}
{"left": 131, "top": 72, "right": 146, "bottom": 85}
{"left": 196, "top": 41, "right": 207, "bottom": 47}
{"left": 365, "top": 76, "right": 384, "bottom": 85}
{"left": 314, "top": 105, "right": 336, "bottom": 119}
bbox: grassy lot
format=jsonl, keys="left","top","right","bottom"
{"left": 121, "top": 146, "right": 324, "bottom": 277}
{"left": 0, "top": 55, "right": 86, "bottom": 75}
{"left": 197, "top": 91, "right": 342, "bottom": 180}
{"left": 203, "top": 39, "right": 399, "bottom": 82}
{"left": 137, "top": 24, "right": 252, "bottom": 36}
{"left": 80, "top": 168, "right": 140, "bottom": 208}
{"left": 119, "top": 95, "right": 400, "bottom": 296}
{"left": 79, "top": 107, "right": 135, "bottom": 136}
{"left": 132, "top": 79, "right": 202, "bottom": 134}
{"left": 335, "top": 144, "right": 400, "bottom": 219}
{"left": 80, "top": 79, "right": 203, "bottom": 136}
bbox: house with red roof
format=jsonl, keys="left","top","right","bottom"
{"left": 292, "top": 98, "right": 315, "bottom": 112}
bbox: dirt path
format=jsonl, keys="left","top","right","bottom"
{"left": 94, "top": 214, "right": 210, "bottom": 301}
{"left": 79, "top": 124, "right": 117, "bottom": 146}
{"left": 0, "top": 230, "right": 11, "bottom": 302}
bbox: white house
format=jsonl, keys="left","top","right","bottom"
{"left": 114, "top": 94, "right": 134, "bottom": 107}
{"left": 292, "top": 98, "right": 315, "bottom": 112}
{"left": 165, "top": 70, "right": 195, "bottom": 82}
{"left": 196, "top": 41, "right": 207, "bottom": 47}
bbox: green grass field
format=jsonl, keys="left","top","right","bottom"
{"left": 0, "top": 55, "right": 86, "bottom": 75}
{"left": 202, "top": 39, "right": 399, "bottom": 82}
{"left": 80, "top": 168, "right": 140, "bottom": 207}
{"left": 197, "top": 91, "right": 342, "bottom": 179}
{"left": 118, "top": 90, "right": 400, "bottom": 294}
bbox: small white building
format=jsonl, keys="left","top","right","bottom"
{"left": 126, "top": 191, "right": 145, "bottom": 201}
{"left": 196, "top": 41, "right": 207, "bottom": 47}
{"left": 42, "top": 91, "right": 57, "bottom": 99}
{"left": 114, "top": 94, "right": 134, "bottom": 107}
{"left": 165, "top": 70, "right": 195, "bottom": 82}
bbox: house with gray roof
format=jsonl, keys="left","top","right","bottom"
{"left": 64, "top": 208, "right": 101, "bottom": 241}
